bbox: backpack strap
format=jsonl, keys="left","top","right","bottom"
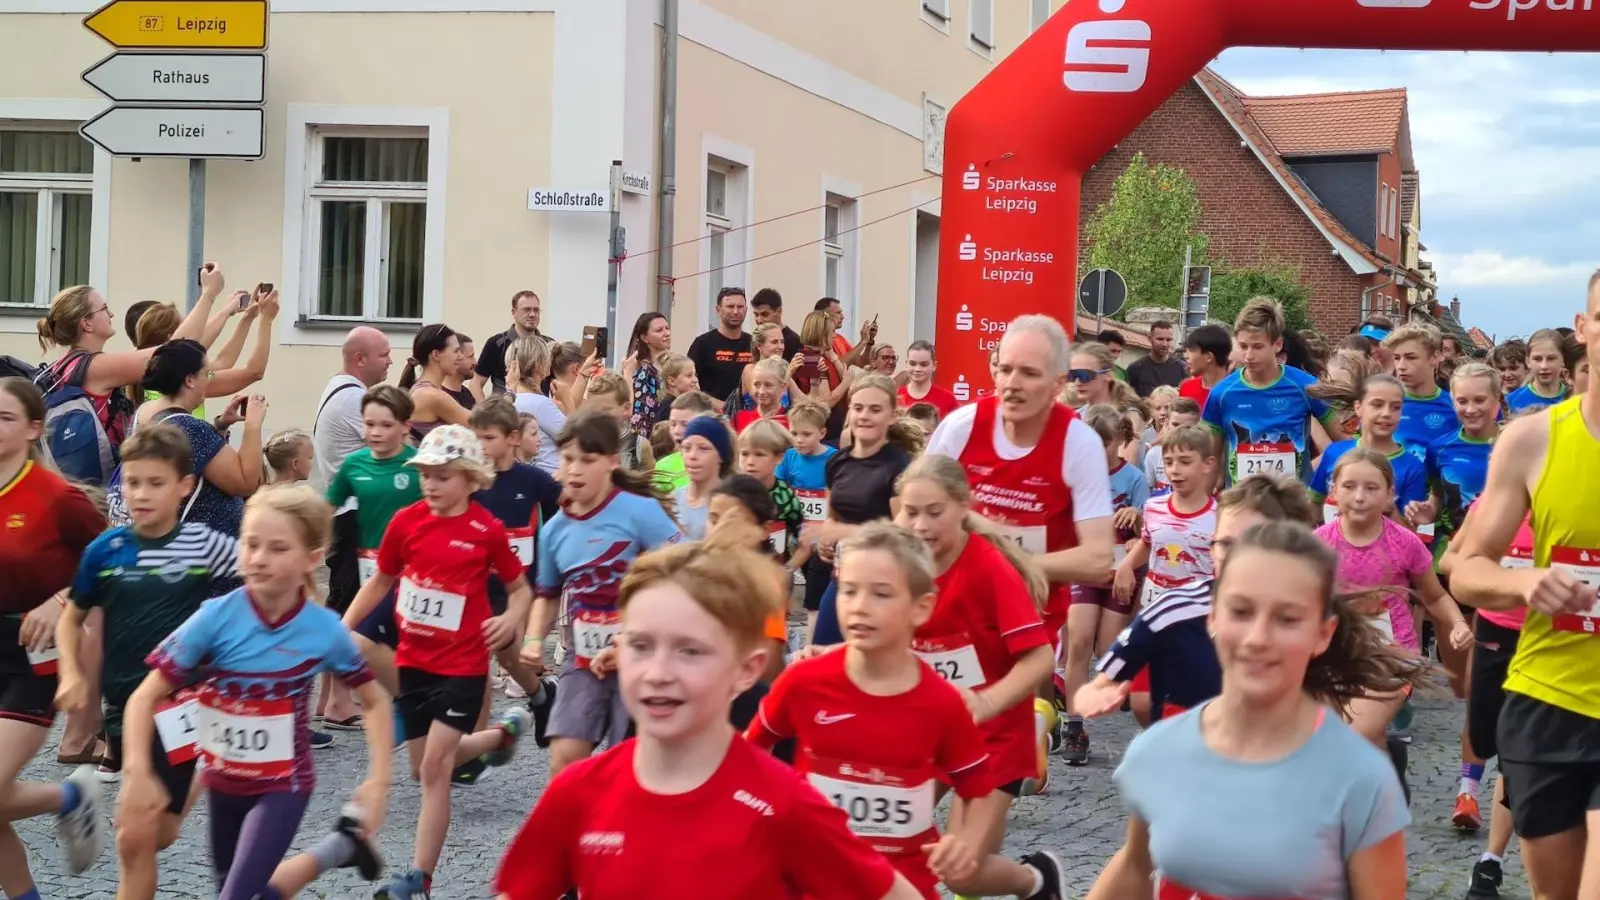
{"left": 37, "top": 349, "right": 94, "bottom": 393}
{"left": 314, "top": 382, "right": 363, "bottom": 431}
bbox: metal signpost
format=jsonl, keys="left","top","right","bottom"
{"left": 606, "top": 160, "right": 624, "bottom": 370}
{"left": 1078, "top": 267, "right": 1128, "bottom": 334}
{"left": 79, "top": 0, "right": 270, "bottom": 308}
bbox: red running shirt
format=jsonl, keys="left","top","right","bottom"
{"left": 494, "top": 736, "right": 897, "bottom": 900}
{"left": 0, "top": 461, "right": 105, "bottom": 615}
{"left": 920, "top": 535, "right": 1049, "bottom": 786}
{"left": 898, "top": 384, "right": 961, "bottom": 420}
{"left": 734, "top": 409, "right": 789, "bottom": 433}
{"left": 746, "top": 651, "right": 994, "bottom": 899}
{"left": 377, "top": 500, "right": 524, "bottom": 676}
{"left": 957, "top": 397, "right": 1078, "bottom": 638}
{"left": 1178, "top": 376, "right": 1212, "bottom": 411}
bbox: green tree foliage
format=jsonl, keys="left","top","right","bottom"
{"left": 1208, "top": 262, "right": 1313, "bottom": 333}
{"left": 1083, "top": 153, "right": 1208, "bottom": 311}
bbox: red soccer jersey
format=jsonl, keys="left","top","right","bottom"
{"left": 919, "top": 535, "right": 1049, "bottom": 786}
{"left": 378, "top": 500, "right": 523, "bottom": 676}
{"left": 0, "top": 461, "right": 105, "bottom": 615}
{"left": 957, "top": 397, "right": 1078, "bottom": 625}
{"left": 734, "top": 409, "right": 790, "bottom": 433}
{"left": 1178, "top": 376, "right": 1212, "bottom": 411}
{"left": 746, "top": 651, "right": 994, "bottom": 899}
{"left": 898, "top": 384, "right": 961, "bottom": 420}
{"left": 494, "top": 736, "right": 897, "bottom": 900}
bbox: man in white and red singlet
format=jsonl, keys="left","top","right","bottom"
{"left": 925, "top": 314, "right": 1114, "bottom": 767}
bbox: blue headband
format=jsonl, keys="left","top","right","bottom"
{"left": 681, "top": 415, "right": 733, "bottom": 462}
{"left": 1358, "top": 324, "right": 1391, "bottom": 342}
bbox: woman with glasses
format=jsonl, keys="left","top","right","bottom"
{"left": 1066, "top": 343, "right": 1138, "bottom": 412}
{"left": 32, "top": 266, "right": 228, "bottom": 486}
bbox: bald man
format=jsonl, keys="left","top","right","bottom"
{"left": 313, "top": 326, "right": 393, "bottom": 490}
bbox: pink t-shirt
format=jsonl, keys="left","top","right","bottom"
{"left": 1314, "top": 517, "right": 1433, "bottom": 651}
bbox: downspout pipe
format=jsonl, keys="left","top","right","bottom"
{"left": 654, "top": 0, "right": 679, "bottom": 316}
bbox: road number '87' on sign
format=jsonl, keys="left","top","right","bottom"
{"left": 1063, "top": 1, "right": 1152, "bottom": 94}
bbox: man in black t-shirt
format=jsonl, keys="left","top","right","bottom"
{"left": 751, "top": 288, "right": 803, "bottom": 360}
{"left": 475, "top": 290, "right": 555, "bottom": 395}
{"left": 1125, "top": 320, "right": 1187, "bottom": 397}
{"left": 687, "top": 287, "right": 754, "bottom": 410}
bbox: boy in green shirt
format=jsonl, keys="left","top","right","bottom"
{"left": 653, "top": 391, "right": 716, "bottom": 491}
{"left": 323, "top": 384, "right": 423, "bottom": 727}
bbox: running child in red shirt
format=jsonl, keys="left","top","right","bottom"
{"left": 749, "top": 522, "right": 1067, "bottom": 900}
{"left": 495, "top": 542, "right": 924, "bottom": 900}
{"left": 892, "top": 455, "right": 1065, "bottom": 898}
{"left": 342, "top": 425, "right": 537, "bottom": 900}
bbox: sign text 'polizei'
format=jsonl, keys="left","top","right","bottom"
{"left": 79, "top": 106, "right": 265, "bottom": 159}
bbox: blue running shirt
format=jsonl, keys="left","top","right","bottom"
{"left": 1201, "top": 365, "right": 1332, "bottom": 486}
{"left": 1425, "top": 430, "right": 1495, "bottom": 534}
{"left": 1506, "top": 383, "right": 1569, "bottom": 417}
{"left": 1395, "top": 389, "right": 1458, "bottom": 463}
{"left": 1308, "top": 440, "right": 1429, "bottom": 524}
{"left": 148, "top": 588, "right": 373, "bottom": 795}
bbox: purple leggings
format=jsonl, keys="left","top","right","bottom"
{"left": 208, "top": 789, "right": 310, "bottom": 900}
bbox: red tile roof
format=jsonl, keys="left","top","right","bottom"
{"left": 1241, "top": 88, "right": 1407, "bottom": 157}
{"left": 1467, "top": 327, "right": 1495, "bottom": 350}
{"left": 1193, "top": 70, "right": 1387, "bottom": 270}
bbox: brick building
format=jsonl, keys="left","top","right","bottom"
{"left": 1079, "top": 69, "right": 1435, "bottom": 337}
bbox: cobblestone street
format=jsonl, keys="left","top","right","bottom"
{"left": 13, "top": 695, "right": 1518, "bottom": 899}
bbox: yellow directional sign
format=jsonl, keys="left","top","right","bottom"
{"left": 83, "top": 0, "right": 268, "bottom": 51}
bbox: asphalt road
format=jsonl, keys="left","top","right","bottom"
{"left": 13, "top": 693, "right": 1520, "bottom": 899}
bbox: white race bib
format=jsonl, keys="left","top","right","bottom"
{"left": 154, "top": 694, "right": 200, "bottom": 764}
{"left": 572, "top": 609, "right": 622, "bottom": 667}
{"left": 808, "top": 766, "right": 935, "bottom": 844}
{"left": 397, "top": 579, "right": 466, "bottom": 633}
{"left": 357, "top": 551, "right": 379, "bottom": 584}
{"left": 994, "top": 523, "right": 1048, "bottom": 556}
{"left": 25, "top": 646, "right": 58, "bottom": 676}
{"left": 197, "top": 692, "right": 295, "bottom": 779}
{"left": 507, "top": 528, "right": 534, "bottom": 566}
{"left": 1236, "top": 442, "right": 1295, "bottom": 479}
{"left": 1322, "top": 500, "right": 1339, "bottom": 524}
{"left": 1501, "top": 546, "right": 1533, "bottom": 570}
{"left": 913, "top": 635, "right": 987, "bottom": 690}
{"left": 797, "top": 490, "right": 828, "bottom": 523}
{"left": 1549, "top": 546, "right": 1600, "bottom": 633}
{"left": 767, "top": 524, "right": 787, "bottom": 555}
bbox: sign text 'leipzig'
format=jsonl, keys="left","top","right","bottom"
{"left": 83, "top": 0, "right": 268, "bottom": 50}
{"left": 80, "top": 106, "right": 265, "bottom": 159}
{"left": 82, "top": 52, "right": 265, "bottom": 104}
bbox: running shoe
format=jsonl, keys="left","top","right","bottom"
{"left": 1466, "top": 857, "right": 1502, "bottom": 900}
{"left": 504, "top": 680, "right": 528, "bottom": 700}
{"left": 374, "top": 867, "right": 429, "bottom": 900}
{"left": 532, "top": 675, "right": 558, "bottom": 748}
{"left": 451, "top": 757, "right": 488, "bottom": 786}
{"left": 57, "top": 765, "right": 106, "bottom": 874}
{"left": 1452, "top": 793, "right": 1483, "bottom": 832}
{"left": 484, "top": 707, "right": 533, "bottom": 768}
{"left": 1061, "top": 730, "right": 1089, "bottom": 767}
{"left": 95, "top": 755, "right": 121, "bottom": 783}
{"left": 310, "top": 730, "right": 336, "bottom": 750}
{"left": 1020, "top": 850, "right": 1067, "bottom": 900}
{"left": 335, "top": 803, "right": 384, "bottom": 881}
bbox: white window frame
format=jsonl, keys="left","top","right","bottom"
{"left": 968, "top": 0, "right": 994, "bottom": 56}
{"left": 1388, "top": 190, "right": 1400, "bottom": 242}
{"left": 1030, "top": 0, "right": 1051, "bottom": 32}
{"left": 0, "top": 101, "right": 109, "bottom": 325}
{"left": 820, "top": 176, "right": 862, "bottom": 330}
{"left": 920, "top": 0, "right": 951, "bottom": 32}
{"left": 699, "top": 136, "right": 754, "bottom": 332}
{"left": 1378, "top": 183, "right": 1391, "bottom": 238}
{"left": 279, "top": 104, "right": 449, "bottom": 347}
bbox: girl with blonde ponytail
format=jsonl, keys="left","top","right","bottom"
{"left": 889, "top": 454, "right": 1062, "bottom": 898}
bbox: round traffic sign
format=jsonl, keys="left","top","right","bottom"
{"left": 1078, "top": 268, "right": 1127, "bottom": 319}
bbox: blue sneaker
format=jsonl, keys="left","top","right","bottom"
{"left": 310, "top": 730, "right": 335, "bottom": 750}
{"left": 374, "top": 867, "right": 428, "bottom": 899}
{"left": 484, "top": 707, "right": 532, "bottom": 768}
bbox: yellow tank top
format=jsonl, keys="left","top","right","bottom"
{"left": 1506, "top": 396, "right": 1600, "bottom": 718}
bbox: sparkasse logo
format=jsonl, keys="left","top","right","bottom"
{"left": 958, "top": 235, "right": 978, "bottom": 261}
{"left": 1063, "top": 0, "right": 1152, "bottom": 94}
{"left": 962, "top": 165, "right": 981, "bottom": 191}
{"left": 955, "top": 305, "right": 974, "bottom": 331}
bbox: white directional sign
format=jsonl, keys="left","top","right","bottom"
{"left": 81, "top": 52, "right": 265, "bottom": 104}
{"left": 527, "top": 187, "right": 610, "bottom": 212}
{"left": 79, "top": 106, "right": 265, "bottom": 159}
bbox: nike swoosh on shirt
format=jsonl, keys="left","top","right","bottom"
{"left": 445, "top": 709, "right": 468, "bottom": 717}
{"left": 814, "top": 712, "right": 855, "bottom": 725}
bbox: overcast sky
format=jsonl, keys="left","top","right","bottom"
{"left": 1209, "top": 48, "right": 1593, "bottom": 342}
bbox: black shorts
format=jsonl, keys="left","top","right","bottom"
{"left": 103, "top": 728, "right": 197, "bottom": 817}
{"left": 997, "top": 780, "right": 1025, "bottom": 798}
{"left": 802, "top": 558, "right": 831, "bottom": 613}
{"left": 397, "top": 667, "right": 488, "bottom": 739}
{"left": 1498, "top": 692, "right": 1600, "bottom": 839}
{"left": 324, "top": 510, "right": 362, "bottom": 615}
{"left": 353, "top": 586, "right": 400, "bottom": 650}
{"left": 0, "top": 617, "right": 55, "bottom": 727}
{"left": 1466, "top": 615, "right": 1520, "bottom": 760}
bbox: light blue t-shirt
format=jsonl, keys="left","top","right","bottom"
{"left": 534, "top": 489, "right": 683, "bottom": 611}
{"left": 776, "top": 446, "right": 836, "bottom": 493}
{"left": 674, "top": 486, "right": 710, "bottom": 541}
{"left": 1115, "top": 703, "right": 1410, "bottom": 900}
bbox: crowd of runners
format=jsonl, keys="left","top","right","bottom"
{"left": 0, "top": 266, "right": 1596, "bottom": 900}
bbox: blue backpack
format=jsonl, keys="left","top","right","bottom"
{"left": 33, "top": 351, "right": 130, "bottom": 487}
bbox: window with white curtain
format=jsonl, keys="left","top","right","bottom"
{"left": 706, "top": 168, "right": 730, "bottom": 296}
{"left": 969, "top": 0, "right": 994, "bottom": 51}
{"left": 823, "top": 193, "right": 858, "bottom": 312}
{"left": 305, "top": 131, "right": 429, "bottom": 321}
{"left": 705, "top": 158, "right": 749, "bottom": 309}
{"left": 0, "top": 127, "right": 93, "bottom": 306}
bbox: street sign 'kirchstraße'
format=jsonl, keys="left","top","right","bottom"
{"left": 81, "top": 51, "right": 265, "bottom": 104}
{"left": 79, "top": 106, "right": 265, "bottom": 159}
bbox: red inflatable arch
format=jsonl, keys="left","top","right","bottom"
{"left": 934, "top": 0, "right": 1600, "bottom": 397}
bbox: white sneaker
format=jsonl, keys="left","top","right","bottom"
{"left": 505, "top": 680, "right": 528, "bottom": 700}
{"left": 57, "top": 765, "right": 106, "bottom": 874}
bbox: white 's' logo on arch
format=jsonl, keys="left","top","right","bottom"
{"left": 962, "top": 165, "right": 981, "bottom": 191}
{"left": 955, "top": 305, "right": 974, "bottom": 331}
{"left": 1063, "top": 1, "right": 1152, "bottom": 95}
{"left": 1357, "top": 0, "right": 1430, "bottom": 6}
{"left": 953, "top": 376, "right": 970, "bottom": 402}
{"left": 958, "top": 235, "right": 978, "bottom": 261}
